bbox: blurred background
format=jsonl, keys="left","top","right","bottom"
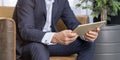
{"left": 0, "top": 0, "right": 93, "bottom": 23}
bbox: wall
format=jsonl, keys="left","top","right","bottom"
{"left": 68, "top": 0, "right": 93, "bottom": 23}
{"left": 0, "top": 0, "right": 17, "bottom": 6}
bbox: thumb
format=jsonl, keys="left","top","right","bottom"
{"left": 96, "top": 27, "right": 100, "bottom": 32}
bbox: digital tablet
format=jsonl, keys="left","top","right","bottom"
{"left": 73, "top": 21, "right": 106, "bottom": 35}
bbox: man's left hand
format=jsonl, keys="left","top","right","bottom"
{"left": 84, "top": 28, "right": 100, "bottom": 42}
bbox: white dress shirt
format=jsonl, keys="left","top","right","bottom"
{"left": 41, "top": 0, "right": 55, "bottom": 45}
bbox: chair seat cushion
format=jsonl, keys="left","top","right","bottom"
{"left": 50, "top": 55, "right": 77, "bottom": 60}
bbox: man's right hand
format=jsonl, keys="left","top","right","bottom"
{"left": 51, "top": 30, "right": 78, "bottom": 45}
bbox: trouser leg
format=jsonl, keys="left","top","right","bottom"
{"left": 76, "top": 41, "right": 95, "bottom": 60}
{"left": 48, "top": 39, "right": 95, "bottom": 60}
{"left": 21, "top": 43, "right": 49, "bottom": 60}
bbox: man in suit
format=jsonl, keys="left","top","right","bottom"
{"left": 13, "top": 0, "right": 100, "bottom": 60}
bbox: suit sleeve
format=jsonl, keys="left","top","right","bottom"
{"left": 61, "top": 0, "right": 86, "bottom": 41}
{"left": 15, "top": 0, "right": 45, "bottom": 43}
{"left": 61, "top": 0, "right": 81, "bottom": 30}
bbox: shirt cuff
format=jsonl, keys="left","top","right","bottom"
{"left": 41, "top": 32, "right": 56, "bottom": 45}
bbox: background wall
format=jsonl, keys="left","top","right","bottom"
{"left": 0, "top": 0, "right": 2, "bottom": 6}
{"left": 68, "top": 0, "right": 93, "bottom": 23}
{"left": 0, "top": 0, "right": 17, "bottom": 6}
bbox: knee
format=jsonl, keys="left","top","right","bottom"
{"left": 21, "top": 43, "right": 49, "bottom": 60}
{"left": 30, "top": 43, "right": 46, "bottom": 48}
{"left": 22, "top": 43, "right": 48, "bottom": 54}
{"left": 24, "top": 43, "right": 47, "bottom": 51}
{"left": 83, "top": 42, "right": 95, "bottom": 50}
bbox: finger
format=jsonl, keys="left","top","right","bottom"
{"left": 62, "top": 30, "right": 78, "bottom": 38}
{"left": 66, "top": 40, "right": 75, "bottom": 45}
{"left": 63, "top": 32, "right": 77, "bottom": 38}
{"left": 64, "top": 36, "right": 78, "bottom": 45}
{"left": 90, "top": 27, "right": 100, "bottom": 33}
{"left": 62, "top": 30, "right": 72, "bottom": 36}
{"left": 60, "top": 38, "right": 73, "bottom": 45}
{"left": 88, "top": 31, "right": 98, "bottom": 36}
{"left": 57, "top": 39, "right": 66, "bottom": 45}
{"left": 64, "top": 30, "right": 72, "bottom": 33}
{"left": 85, "top": 33, "right": 97, "bottom": 39}
{"left": 63, "top": 35, "right": 78, "bottom": 43}
{"left": 64, "top": 41, "right": 73, "bottom": 45}
{"left": 68, "top": 35, "right": 78, "bottom": 41}
{"left": 92, "top": 27, "right": 100, "bottom": 32}
{"left": 84, "top": 34, "right": 96, "bottom": 42}
{"left": 68, "top": 33, "right": 78, "bottom": 38}
{"left": 85, "top": 37, "right": 95, "bottom": 42}
{"left": 59, "top": 37, "right": 78, "bottom": 45}
{"left": 96, "top": 27, "right": 100, "bottom": 32}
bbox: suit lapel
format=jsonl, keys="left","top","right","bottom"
{"left": 52, "top": 0, "right": 58, "bottom": 20}
{"left": 41, "top": 0, "right": 47, "bottom": 17}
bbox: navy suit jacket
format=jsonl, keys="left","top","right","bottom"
{"left": 13, "top": 0, "right": 80, "bottom": 57}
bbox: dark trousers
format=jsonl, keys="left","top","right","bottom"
{"left": 20, "top": 39, "right": 95, "bottom": 60}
